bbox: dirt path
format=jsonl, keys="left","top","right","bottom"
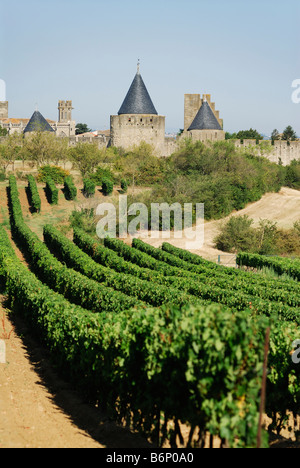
{"left": 0, "top": 306, "right": 154, "bottom": 448}
{"left": 141, "top": 187, "right": 300, "bottom": 264}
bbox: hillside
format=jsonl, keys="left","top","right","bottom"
{"left": 141, "top": 187, "right": 300, "bottom": 265}
{"left": 0, "top": 178, "right": 299, "bottom": 448}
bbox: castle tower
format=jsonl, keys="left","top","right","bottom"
{"left": 182, "top": 94, "right": 225, "bottom": 142}
{"left": 56, "top": 100, "right": 76, "bottom": 137}
{"left": 58, "top": 100, "right": 73, "bottom": 123}
{"left": 110, "top": 63, "right": 166, "bottom": 156}
{"left": 0, "top": 101, "right": 8, "bottom": 119}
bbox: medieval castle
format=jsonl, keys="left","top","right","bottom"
{"left": 0, "top": 65, "right": 299, "bottom": 166}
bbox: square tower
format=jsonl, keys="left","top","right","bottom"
{"left": 58, "top": 100, "right": 73, "bottom": 123}
{"left": 0, "top": 101, "right": 8, "bottom": 119}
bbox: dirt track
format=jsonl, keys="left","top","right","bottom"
{"left": 142, "top": 187, "right": 300, "bottom": 264}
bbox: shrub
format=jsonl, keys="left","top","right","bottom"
{"left": 102, "top": 178, "right": 113, "bottom": 196}
{"left": 64, "top": 176, "right": 77, "bottom": 200}
{"left": 89, "top": 166, "right": 115, "bottom": 186}
{"left": 83, "top": 178, "right": 95, "bottom": 198}
{"left": 26, "top": 174, "right": 41, "bottom": 213}
{"left": 37, "top": 165, "right": 70, "bottom": 184}
{"left": 45, "top": 177, "right": 59, "bottom": 205}
{"left": 120, "top": 178, "right": 128, "bottom": 192}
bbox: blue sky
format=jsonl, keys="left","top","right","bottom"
{"left": 1, "top": 0, "right": 299, "bottom": 135}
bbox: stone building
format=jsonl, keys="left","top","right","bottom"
{"left": 180, "top": 93, "right": 225, "bottom": 142}
{"left": 109, "top": 65, "right": 168, "bottom": 156}
{"left": 0, "top": 101, "right": 8, "bottom": 119}
{"left": 0, "top": 100, "right": 76, "bottom": 137}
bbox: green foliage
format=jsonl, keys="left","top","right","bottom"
{"left": 43, "top": 224, "right": 199, "bottom": 308}
{"left": 22, "top": 132, "right": 69, "bottom": 167}
{"left": 282, "top": 125, "right": 297, "bottom": 142}
{"left": 214, "top": 215, "right": 300, "bottom": 256}
{"left": 285, "top": 160, "right": 300, "bottom": 189}
{"left": 64, "top": 175, "right": 77, "bottom": 200}
{"left": 68, "top": 141, "right": 102, "bottom": 178}
{"left": 83, "top": 178, "right": 96, "bottom": 198}
{"left": 0, "top": 125, "right": 8, "bottom": 136}
{"left": 102, "top": 177, "right": 113, "bottom": 196}
{"left": 26, "top": 174, "right": 41, "bottom": 213}
{"left": 0, "top": 225, "right": 273, "bottom": 447}
{"left": 237, "top": 251, "right": 300, "bottom": 281}
{"left": 225, "top": 128, "right": 263, "bottom": 141}
{"left": 214, "top": 215, "right": 257, "bottom": 253}
{"left": 69, "top": 208, "right": 96, "bottom": 235}
{"left": 75, "top": 228, "right": 300, "bottom": 315}
{"left": 89, "top": 166, "right": 115, "bottom": 186}
{"left": 120, "top": 178, "right": 128, "bottom": 192}
{"left": 133, "top": 140, "right": 284, "bottom": 221}
{"left": 2, "top": 179, "right": 300, "bottom": 446}
{"left": 75, "top": 123, "right": 92, "bottom": 135}
{"left": 37, "top": 165, "right": 70, "bottom": 184}
{"left": 115, "top": 141, "right": 166, "bottom": 187}
{"left": 7, "top": 176, "right": 138, "bottom": 314}
{"left": 45, "top": 177, "right": 59, "bottom": 205}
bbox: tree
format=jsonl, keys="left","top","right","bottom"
{"left": 0, "top": 125, "right": 8, "bottom": 137}
{"left": 282, "top": 125, "right": 297, "bottom": 142}
{"left": 225, "top": 129, "right": 263, "bottom": 141}
{"left": 75, "top": 123, "right": 92, "bottom": 135}
{"left": 68, "top": 141, "right": 102, "bottom": 178}
{"left": 213, "top": 215, "right": 257, "bottom": 253}
{"left": 0, "top": 133, "right": 23, "bottom": 173}
{"left": 22, "top": 132, "right": 69, "bottom": 167}
{"left": 271, "top": 129, "right": 280, "bottom": 142}
{"left": 236, "top": 128, "right": 263, "bottom": 140}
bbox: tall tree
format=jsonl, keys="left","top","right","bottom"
{"left": 68, "top": 141, "right": 102, "bottom": 178}
{"left": 0, "top": 133, "right": 23, "bottom": 173}
{"left": 271, "top": 129, "right": 280, "bottom": 142}
{"left": 75, "top": 123, "right": 92, "bottom": 135}
{"left": 282, "top": 125, "right": 297, "bottom": 142}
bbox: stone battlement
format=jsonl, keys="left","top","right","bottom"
{"left": 232, "top": 139, "right": 300, "bottom": 165}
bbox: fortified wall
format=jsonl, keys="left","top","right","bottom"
{"left": 232, "top": 139, "right": 300, "bottom": 166}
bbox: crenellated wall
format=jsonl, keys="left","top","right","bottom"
{"left": 232, "top": 139, "right": 300, "bottom": 165}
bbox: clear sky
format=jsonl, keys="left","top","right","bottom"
{"left": 1, "top": 0, "right": 299, "bottom": 135}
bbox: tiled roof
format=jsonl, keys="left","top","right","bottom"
{"left": 118, "top": 71, "right": 158, "bottom": 115}
{"left": 23, "top": 111, "right": 55, "bottom": 133}
{"left": 188, "top": 101, "right": 222, "bottom": 131}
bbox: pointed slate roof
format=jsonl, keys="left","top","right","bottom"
{"left": 188, "top": 101, "right": 222, "bottom": 131}
{"left": 23, "top": 110, "right": 55, "bottom": 134}
{"left": 118, "top": 70, "right": 158, "bottom": 115}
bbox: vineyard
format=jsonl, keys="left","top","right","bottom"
{"left": 0, "top": 175, "right": 299, "bottom": 448}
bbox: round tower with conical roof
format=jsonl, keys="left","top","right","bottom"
{"left": 182, "top": 94, "right": 225, "bottom": 142}
{"left": 110, "top": 63, "right": 166, "bottom": 156}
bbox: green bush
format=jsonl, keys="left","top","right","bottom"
{"left": 7, "top": 176, "right": 140, "bottom": 314}
{"left": 120, "top": 178, "right": 128, "bottom": 192}
{"left": 45, "top": 177, "right": 59, "bottom": 205}
{"left": 89, "top": 166, "right": 115, "bottom": 186}
{"left": 237, "top": 251, "right": 300, "bottom": 282}
{"left": 26, "top": 174, "right": 41, "bottom": 213}
{"left": 37, "top": 165, "right": 70, "bottom": 184}
{"left": 43, "top": 224, "right": 200, "bottom": 308}
{"left": 102, "top": 177, "right": 113, "bottom": 196}
{"left": 64, "top": 176, "right": 77, "bottom": 200}
{"left": 83, "top": 178, "right": 95, "bottom": 198}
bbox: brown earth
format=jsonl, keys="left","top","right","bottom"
{"left": 140, "top": 187, "right": 300, "bottom": 266}
{"left": 0, "top": 181, "right": 299, "bottom": 448}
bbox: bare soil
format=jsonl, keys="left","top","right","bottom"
{"left": 141, "top": 187, "right": 300, "bottom": 266}
{"left": 0, "top": 181, "right": 299, "bottom": 448}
